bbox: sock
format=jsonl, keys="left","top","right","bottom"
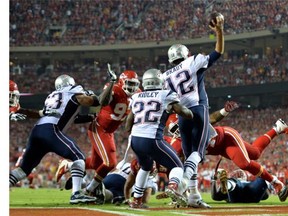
{"left": 71, "top": 159, "right": 85, "bottom": 194}
{"left": 133, "top": 169, "right": 149, "bottom": 198}
{"left": 168, "top": 167, "right": 183, "bottom": 185}
{"left": 188, "top": 174, "right": 200, "bottom": 194}
{"left": 184, "top": 152, "right": 201, "bottom": 180}
{"left": 83, "top": 173, "right": 90, "bottom": 185}
{"left": 86, "top": 178, "right": 100, "bottom": 193}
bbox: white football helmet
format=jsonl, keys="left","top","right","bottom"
{"left": 55, "top": 74, "right": 76, "bottom": 91}
{"left": 142, "top": 68, "right": 164, "bottom": 90}
{"left": 168, "top": 44, "right": 189, "bottom": 64}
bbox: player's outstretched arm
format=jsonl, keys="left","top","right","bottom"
{"left": 97, "top": 63, "right": 117, "bottom": 106}
{"left": 15, "top": 107, "right": 60, "bottom": 119}
{"left": 210, "top": 101, "right": 240, "bottom": 125}
{"left": 209, "top": 13, "right": 225, "bottom": 54}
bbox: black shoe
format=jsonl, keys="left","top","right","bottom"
{"left": 65, "top": 176, "right": 72, "bottom": 190}
{"left": 70, "top": 190, "right": 96, "bottom": 204}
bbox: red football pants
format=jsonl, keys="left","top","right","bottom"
{"left": 85, "top": 120, "right": 117, "bottom": 180}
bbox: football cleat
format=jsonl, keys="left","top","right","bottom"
{"left": 278, "top": 185, "right": 288, "bottom": 202}
{"left": 156, "top": 192, "right": 169, "bottom": 199}
{"left": 272, "top": 176, "right": 288, "bottom": 202}
{"left": 188, "top": 199, "right": 211, "bottom": 208}
{"left": 273, "top": 119, "right": 288, "bottom": 134}
{"left": 188, "top": 193, "right": 211, "bottom": 208}
{"left": 218, "top": 169, "right": 228, "bottom": 194}
{"left": 165, "top": 183, "right": 187, "bottom": 207}
{"left": 64, "top": 176, "right": 73, "bottom": 190}
{"left": 129, "top": 197, "right": 149, "bottom": 209}
{"left": 55, "top": 159, "right": 70, "bottom": 182}
{"left": 70, "top": 190, "right": 96, "bottom": 204}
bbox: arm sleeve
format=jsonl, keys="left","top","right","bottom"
{"left": 74, "top": 114, "right": 95, "bottom": 124}
{"left": 208, "top": 50, "right": 222, "bottom": 67}
{"left": 17, "top": 108, "right": 41, "bottom": 118}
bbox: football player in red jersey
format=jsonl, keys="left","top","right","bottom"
{"left": 83, "top": 69, "right": 140, "bottom": 195}
{"left": 9, "top": 80, "right": 21, "bottom": 113}
{"left": 165, "top": 102, "right": 288, "bottom": 203}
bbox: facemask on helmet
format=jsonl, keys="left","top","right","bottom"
{"left": 142, "top": 68, "right": 164, "bottom": 90}
{"left": 168, "top": 44, "right": 189, "bottom": 64}
{"left": 166, "top": 114, "right": 180, "bottom": 138}
{"left": 55, "top": 74, "right": 76, "bottom": 91}
{"left": 118, "top": 70, "right": 140, "bottom": 96}
{"left": 9, "top": 80, "right": 20, "bottom": 107}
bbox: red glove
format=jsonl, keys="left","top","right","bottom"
{"left": 224, "top": 101, "right": 240, "bottom": 112}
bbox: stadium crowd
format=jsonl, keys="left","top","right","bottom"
{"left": 10, "top": 48, "right": 288, "bottom": 94}
{"left": 10, "top": 0, "right": 288, "bottom": 46}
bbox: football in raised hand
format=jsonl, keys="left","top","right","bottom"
{"left": 209, "top": 12, "right": 224, "bottom": 27}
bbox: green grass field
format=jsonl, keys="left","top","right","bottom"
{"left": 9, "top": 188, "right": 288, "bottom": 216}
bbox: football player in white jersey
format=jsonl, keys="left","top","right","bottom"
{"left": 162, "top": 14, "right": 225, "bottom": 208}
{"left": 9, "top": 68, "right": 117, "bottom": 204}
{"left": 9, "top": 79, "right": 58, "bottom": 121}
{"left": 125, "top": 68, "right": 193, "bottom": 208}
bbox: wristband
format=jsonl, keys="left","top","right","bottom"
{"left": 220, "top": 108, "right": 229, "bottom": 116}
{"left": 39, "top": 110, "right": 44, "bottom": 117}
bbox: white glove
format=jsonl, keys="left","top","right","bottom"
{"left": 107, "top": 63, "right": 117, "bottom": 82}
{"left": 10, "top": 113, "right": 27, "bottom": 121}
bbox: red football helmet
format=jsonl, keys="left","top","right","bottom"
{"left": 9, "top": 80, "right": 20, "bottom": 111}
{"left": 118, "top": 70, "right": 140, "bottom": 96}
{"left": 166, "top": 114, "right": 180, "bottom": 138}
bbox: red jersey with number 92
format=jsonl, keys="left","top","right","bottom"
{"left": 96, "top": 84, "right": 130, "bottom": 133}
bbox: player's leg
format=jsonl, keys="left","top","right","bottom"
{"left": 224, "top": 127, "right": 287, "bottom": 202}
{"left": 153, "top": 139, "right": 187, "bottom": 207}
{"left": 128, "top": 137, "right": 155, "bottom": 208}
{"left": 85, "top": 123, "right": 117, "bottom": 197}
{"left": 179, "top": 105, "right": 210, "bottom": 208}
{"left": 9, "top": 129, "right": 47, "bottom": 187}
{"left": 49, "top": 125, "right": 96, "bottom": 204}
{"left": 247, "top": 119, "right": 288, "bottom": 160}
